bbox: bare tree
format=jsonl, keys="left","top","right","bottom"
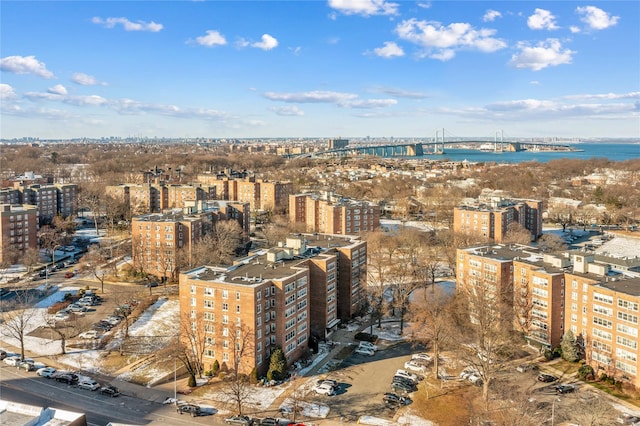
{"left": 536, "top": 234, "right": 567, "bottom": 252}
{"left": 503, "top": 222, "right": 532, "bottom": 244}
{"left": 192, "top": 220, "right": 243, "bottom": 267}
{"left": 410, "top": 286, "right": 455, "bottom": 379}
{"left": 80, "top": 247, "right": 109, "bottom": 294}
{"left": 220, "top": 322, "right": 255, "bottom": 415}
{"left": 454, "top": 278, "right": 516, "bottom": 406}
{"left": 365, "top": 231, "right": 395, "bottom": 329}
{"left": 547, "top": 206, "right": 574, "bottom": 232}
{"left": 21, "top": 247, "right": 41, "bottom": 274}
{"left": 177, "top": 310, "right": 209, "bottom": 384}
{"left": 42, "top": 312, "right": 90, "bottom": 355}
{"left": 0, "top": 291, "right": 39, "bottom": 360}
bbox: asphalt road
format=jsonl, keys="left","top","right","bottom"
{"left": 0, "top": 363, "right": 224, "bottom": 425}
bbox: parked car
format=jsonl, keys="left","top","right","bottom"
{"left": 37, "top": 367, "right": 57, "bottom": 378}
{"left": 55, "top": 373, "right": 79, "bottom": 384}
{"left": 391, "top": 380, "right": 417, "bottom": 394}
{"left": 354, "top": 346, "right": 375, "bottom": 356}
{"left": 3, "top": 356, "right": 21, "bottom": 366}
{"left": 392, "top": 375, "right": 417, "bottom": 387}
{"left": 617, "top": 413, "right": 640, "bottom": 424}
{"left": 53, "top": 312, "right": 70, "bottom": 322}
{"left": 258, "top": 418, "right": 279, "bottom": 426}
{"left": 537, "top": 373, "right": 558, "bottom": 383}
{"left": 99, "top": 385, "right": 121, "bottom": 397}
{"left": 404, "top": 360, "right": 428, "bottom": 374}
{"left": 358, "top": 341, "right": 378, "bottom": 351}
{"left": 177, "top": 403, "right": 202, "bottom": 417}
{"left": 468, "top": 374, "right": 483, "bottom": 385}
{"left": 555, "top": 384, "right": 576, "bottom": 394}
{"left": 67, "top": 304, "right": 87, "bottom": 313}
{"left": 18, "top": 360, "right": 36, "bottom": 371}
{"left": 312, "top": 382, "right": 336, "bottom": 396}
{"left": 395, "top": 369, "right": 420, "bottom": 383}
{"left": 225, "top": 415, "right": 253, "bottom": 425}
{"left": 145, "top": 281, "right": 159, "bottom": 288}
{"left": 516, "top": 364, "right": 535, "bottom": 373}
{"left": 78, "top": 330, "right": 99, "bottom": 339}
{"left": 316, "top": 379, "right": 338, "bottom": 389}
{"left": 77, "top": 379, "right": 101, "bottom": 391}
{"left": 0, "top": 349, "right": 7, "bottom": 360}
{"left": 411, "top": 353, "right": 432, "bottom": 363}
{"left": 64, "top": 272, "right": 75, "bottom": 279}
{"left": 383, "top": 392, "right": 410, "bottom": 407}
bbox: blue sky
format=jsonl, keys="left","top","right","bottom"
{"left": 1, "top": 1, "right": 638, "bottom": 140}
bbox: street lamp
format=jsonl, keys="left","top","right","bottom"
{"left": 174, "top": 357, "right": 177, "bottom": 405}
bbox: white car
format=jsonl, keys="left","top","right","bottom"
{"left": 395, "top": 369, "right": 420, "bottom": 383}
{"left": 77, "top": 379, "right": 100, "bottom": 391}
{"left": 53, "top": 312, "right": 70, "bottom": 321}
{"left": 78, "top": 330, "right": 99, "bottom": 339}
{"left": 358, "top": 341, "right": 378, "bottom": 351}
{"left": 37, "top": 367, "right": 57, "bottom": 378}
{"left": 354, "top": 346, "right": 375, "bottom": 356}
{"left": 3, "top": 356, "right": 21, "bottom": 366}
{"left": 312, "top": 382, "right": 336, "bottom": 396}
{"left": 411, "top": 353, "right": 432, "bottom": 363}
{"left": 404, "top": 360, "right": 428, "bottom": 374}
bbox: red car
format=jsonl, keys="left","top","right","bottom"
{"left": 64, "top": 272, "right": 75, "bottom": 278}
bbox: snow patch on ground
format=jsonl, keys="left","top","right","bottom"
{"left": 35, "top": 286, "right": 79, "bottom": 308}
{"left": 596, "top": 235, "right": 640, "bottom": 259}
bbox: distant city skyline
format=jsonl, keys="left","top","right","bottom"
{"left": 1, "top": 1, "right": 638, "bottom": 140}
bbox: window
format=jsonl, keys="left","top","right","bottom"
{"left": 204, "top": 288, "right": 214, "bottom": 296}
{"left": 222, "top": 315, "right": 229, "bottom": 324}
{"left": 236, "top": 292, "right": 241, "bottom": 301}
{"left": 204, "top": 300, "right": 214, "bottom": 308}
{"left": 618, "top": 312, "right": 638, "bottom": 324}
{"left": 236, "top": 305, "right": 241, "bottom": 313}
{"left": 222, "top": 303, "right": 229, "bottom": 311}
{"left": 222, "top": 290, "right": 229, "bottom": 299}
{"left": 593, "top": 316, "right": 612, "bottom": 328}
{"left": 222, "top": 328, "right": 229, "bottom": 337}
{"left": 190, "top": 297, "right": 196, "bottom": 307}
{"left": 618, "top": 299, "right": 639, "bottom": 311}
{"left": 594, "top": 292, "right": 613, "bottom": 304}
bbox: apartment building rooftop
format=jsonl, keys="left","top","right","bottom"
{"left": 184, "top": 233, "right": 360, "bottom": 285}
{"left": 133, "top": 210, "right": 201, "bottom": 222}
{"left": 463, "top": 243, "right": 542, "bottom": 262}
{"left": 596, "top": 276, "right": 640, "bottom": 297}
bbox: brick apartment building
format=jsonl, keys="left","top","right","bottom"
{"left": 453, "top": 197, "right": 543, "bottom": 243}
{"left": 179, "top": 233, "right": 367, "bottom": 375}
{"left": 0, "top": 204, "right": 38, "bottom": 263}
{"left": 108, "top": 178, "right": 291, "bottom": 215}
{"left": 289, "top": 192, "right": 380, "bottom": 235}
{"left": 0, "top": 182, "right": 77, "bottom": 225}
{"left": 131, "top": 201, "right": 250, "bottom": 280}
{"left": 195, "top": 174, "right": 293, "bottom": 214}
{"left": 457, "top": 244, "right": 640, "bottom": 388}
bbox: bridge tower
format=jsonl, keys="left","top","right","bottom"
{"left": 434, "top": 128, "right": 446, "bottom": 154}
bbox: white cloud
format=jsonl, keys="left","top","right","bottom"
{"left": 269, "top": 106, "right": 305, "bottom": 116}
{"left": 563, "top": 92, "right": 640, "bottom": 101}
{"left": 0, "top": 55, "right": 54, "bottom": 78}
{"left": 394, "top": 19, "right": 506, "bottom": 60}
{"left": 251, "top": 34, "right": 278, "bottom": 50}
{"left": 371, "top": 86, "right": 429, "bottom": 99}
{"left": 576, "top": 6, "right": 619, "bottom": 30}
{"left": 262, "top": 90, "right": 395, "bottom": 108}
{"left": 194, "top": 30, "right": 227, "bottom": 47}
{"left": 569, "top": 26, "right": 581, "bottom": 34}
{"left": 483, "top": 10, "right": 502, "bottom": 22}
{"left": 0, "top": 83, "right": 17, "bottom": 99}
{"left": 235, "top": 38, "right": 250, "bottom": 48}
{"left": 263, "top": 90, "right": 358, "bottom": 104}
{"left": 71, "top": 72, "right": 106, "bottom": 86}
{"left": 48, "top": 84, "right": 67, "bottom": 95}
{"left": 328, "top": 0, "right": 399, "bottom": 17}
{"left": 289, "top": 46, "right": 302, "bottom": 55}
{"left": 91, "top": 16, "right": 163, "bottom": 32}
{"left": 509, "top": 39, "right": 574, "bottom": 71}
{"left": 372, "top": 41, "right": 404, "bottom": 58}
{"left": 346, "top": 98, "right": 397, "bottom": 108}
{"left": 527, "top": 8, "right": 559, "bottom": 30}
{"left": 417, "top": 2, "right": 431, "bottom": 9}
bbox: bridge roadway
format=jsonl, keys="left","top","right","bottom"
{"left": 288, "top": 140, "right": 572, "bottom": 159}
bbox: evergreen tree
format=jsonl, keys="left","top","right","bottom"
{"left": 267, "top": 347, "right": 287, "bottom": 381}
{"left": 561, "top": 330, "right": 579, "bottom": 362}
